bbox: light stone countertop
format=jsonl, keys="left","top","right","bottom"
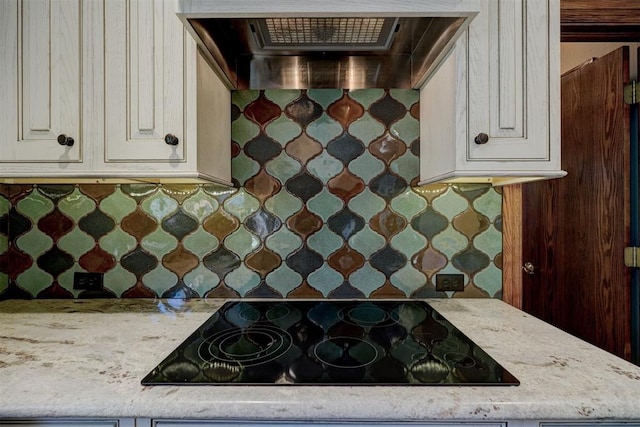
{"left": 1, "top": 298, "right": 640, "bottom": 422}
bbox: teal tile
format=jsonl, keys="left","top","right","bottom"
{"left": 347, "top": 151, "right": 385, "bottom": 184}
{"left": 183, "top": 226, "right": 219, "bottom": 258}
{"left": 183, "top": 263, "right": 220, "bottom": 296}
{"left": 390, "top": 228, "right": 427, "bottom": 259}
{"left": 16, "top": 265, "right": 51, "bottom": 296}
{"left": 389, "top": 89, "right": 419, "bottom": 109}
{"left": 99, "top": 227, "right": 137, "bottom": 261}
{"left": 307, "top": 151, "right": 343, "bottom": 184}
{"left": 348, "top": 113, "right": 385, "bottom": 143}
{"left": 307, "top": 263, "right": 343, "bottom": 296}
{"left": 264, "top": 89, "right": 301, "bottom": 109}
{"left": 432, "top": 187, "right": 469, "bottom": 219}
{"left": 232, "top": 90, "right": 260, "bottom": 110}
{"left": 307, "top": 89, "right": 343, "bottom": 109}
{"left": 0, "top": 193, "right": 9, "bottom": 216}
{"left": 232, "top": 115, "right": 260, "bottom": 146}
{"left": 141, "top": 191, "right": 179, "bottom": 221}
{"left": 225, "top": 226, "right": 260, "bottom": 259}
{"left": 473, "top": 226, "right": 502, "bottom": 259}
{"left": 0, "top": 272, "right": 8, "bottom": 294}
{"left": 390, "top": 115, "right": 419, "bottom": 143}
{"left": 182, "top": 189, "right": 219, "bottom": 223}
{"left": 58, "top": 188, "right": 96, "bottom": 222}
{"left": 347, "top": 89, "right": 385, "bottom": 108}
{"left": 390, "top": 265, "right": 426, "bottom": 295}
{"left": 266, "top": 151, "right": 302, "bottom": 184}
{"left": 306, "top": 113, "right": 342, "bottom": 146}
{"left": 431, "top": 227, "right": 468, "bottom": 259}
{"left": 265, "top": 189, "right": 303, "bottom": 221}
{"left": 58, "top": 228, "right": 95, "bottom": 260}
{"left": 141, "top": 228, "right": 178, "bottom": 259}
{"left": 16, "top": 229, "right": 53, "bottom": 258}
{"left": 16, "top": 189, "right": 54, "bottom": 222}
{"left": 265, "top": 114, "right": 302, "bottom": 143}
{"left": 390, "top": 150, "right": 419, "bottom": 184}
{"left": 474, "top": 264, "right": 502, "bottom": 297}
{"left": 232, "top": 152, "right": 261, "bottom": 186}
{"left": 347, "top": 188, "right": 385, "bottom": 222}
{"left": 58, "top": 265, "right": 81, "bottom": 296}
{"left": 265, "top": 228, "right": 303, "bottom": 259}
{"left": 473, "top": 188, "right": 502, "bottom": 220}
{"left": 225, "top": 263, "right": 261, "bottom": 296}
{"left": 307, "top": 225, "right": 343, "bottom": 258}
{"left": 307, "top": 189, "right": 344, "bottom": 221}
{"left": 348, "top": 226, "right": 386, "bottom": 258}
{"left": 265, "top": 264, "right": 302, "bottom": 295}
{"left": 223, "top": 189, "right": 260, "bottom": 221}
{"left": 99, "top": 187, "right": 137, "bottom": 223}
{"left": 104, "top": 264, "right": 137, "bottom": 296}
{"left": 142, "top": 265, "right": 178, "bottom": 297}
{"left": 349, "top": 262, "right": 385, "bottom": 296}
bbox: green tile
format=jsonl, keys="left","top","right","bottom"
{"left": 58, "top": 265, "right": 80, "bottom": 296}
{"left": 348, "top": 150, "right": 385, "bottom": 184}
{"left": 390, "top": 150, "right": 419, "bottom": 184}
{"left": 348, "top": 226, "right": 386, "bottom": 258}
{"left": 431, "top": 227, "right": 468, "bottom": 259}
{"left": 348, "top": 113, "right": 385, "bottom": 144}
{"left": 141, "top": 191, "right": 179, "bottom": 221}
{"left": 99, "top": 227, "right": 137, "bottom": 261}
{"left": 16, "top": 189, "right": 54, "bottom": 221}
{"left": 141, "top": 228, "right": 178, "bottom": 259}
{"left": 57, "top": 188, "right": 96, "bottom": 222}
{"left": 232, "top": 115, "right": 260, "bottom": 146}
{"left": 390, "top": 228, "right": 427, "bottom": 259}
{"left": 390, "top": 115, "right": 419, "bottom": 143}
{"left": 307, "top": 263, "right": 343, "bottom": 296}
{"left": 232, "top": 90, "right": 260, "bottom": 110}
{"left": 265, "top": 114, "right": 302, "bottom": 143}
{"left": 307, "top": 89, "right": 343, "bottom": 109}
{"left": 348, "top": 262, "right": 385, "bottom": 296}
{"left": 307, "top": 151, "right": 343, "bottom": 184}
{"left": 99, "top": 187, "right": 137, "bottom": 223}
{"left": 473, "top": 188, "right": 502, "bottom": 220}
{"left": 58, "top": 228, "right": 95, "bottom": 260}
{"left": 232, "top": 152, "right": 261, "bottom": 186}
{"left": 225, "top": 226, "right": 260, "bottom": 259}
{"left": 264, "top": 89, "right": 301, "bottom": 109}
{"left": 347, "top": 188, "right": 385, "bottom": 222}
{"left": 265, "top": 189, "right": 303, "bottom": 221}
{"left": 0, "top": 194, "right": 10, "bottom": 216}
{"left": 306, "top": 113, "right": 342, "bottom": 146}
{"left": 265, "top": 265, "right": 302, "bottom": 296}
{"left": 473, "top": 226, "right": 502, "bottom": 259}
{"left": 474, "top": 264, "right": 502, "bottom": 297}
{"left": 391, "top": 189, "right": 428, "bottom": 219}
{"left": 16, "top": 228, "right": 53, "bottom": 259}
{"left": 389, "top": 89, "right": 419, "bottom": 109}
{"left": 181, "top": 189, "right": 219, "bottom": 223}
{"left": 0, "top": 272, "right": 8, "bottom": 294}
{"left": 104, "top": 264, "right": 137, "bottom": 296}
{"left": 225, "top": 263, "right": 261, "bottom": 296}
{"left": 347, "top": 89, "right": 385, "bottom": 108}
{"left": 16, "top": 265, "right": 51, "bottom": 296}
{"left": 266, "top": 151, "right": 302, "bottom": 185}
{"left": 223, "top": 189, "right": 260, "bottom": 221}
{"left": 390, "top": 265, "right": 426, "bottom": 295}
{"left": 432, "top": 187, "right": 469, "bottom": 219}
{"left": 307, "top": 189, "right": 344, "bottom": 222}
{"left": 183, "top": 263, "right": 220, "bottom": 296}
{"left": 307, "top": 226, "right": 343, "bottom": 258}
{"left": 265, "top": 228, "right": 303, "bottom": 259}
{"left": 142, "top": 265, "right": 178, "bottom": 297}
{"left": 183, "top": 226, "right": 219, "bottom": 259}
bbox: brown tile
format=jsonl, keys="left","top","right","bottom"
{"left": 286, "top": 207, "right": 322, "bottom": 239}
{"left": 327, "top": 169, "right": 365, "bottom": 203}
{"left": 410, "top": 102, "right": 420, "bottom": 120}
{"left": 327, "top": 245, "right": 365, "bottom": 277}
{"left": 205, "top": 283, "right": 241, "bottom": 298}
{"left": 163, "top": 244, "right": 199, "bottom": 277}
{"left": 452, "top": 208, "right": 490, "bottom": 240}
{"left": 78, "top": 184, "right": 117, "bottom": 202}
{"left": 370, "top": 207, "right": 407, "bottom": 240}
{"left": 245, "top": 169, "right": 282, "bottom": 204}
{"left": 79, "top": 245, "right": 116, "bottom": 273}
{"left": 245, "top": 246, "right": 282, "bottom": 277}
{"left": 121, "top": 209, "right": 158, "bottom": 242}
{"left": 286, "top": 281, "right": 323, "bottom": 298}
{"left": 161, "top": 185, "right": 200, "bottom": 204}
{"left": 327, "top": 92, "right": 365, "bottom": 130}
{"left": 370, "top": 133, "right": 406, "bottom": 165}
{"left": 285, "top": 133, "right": 323, "bottom": 164}
{"left": 36, "top": 282, "right": 73, "bottom": 299}
{"left": 412, "top": 184, "right": 449, "bottom": 203}
{"left": 370, "top": 281, "right": 406, "bottom": 298}
{"left": 203, "top": 210, "right": 239, "bottom": 241}
{"left": 412, "top": 245, "right": 447, "bottom": 280}
{"left": 4, "top": 246, "right": 33, "bottom": 280}
{"left": 37, "top": 210, "right": 74, "bottom": 242}
{"left": 244, "top": 92, "right": 282, "bottom": 129}
{"left": 122, "top": 281, "right": 158, "bottom": 298}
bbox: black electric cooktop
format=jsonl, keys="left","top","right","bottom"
{"left": 142, "top": 300, "right": 519, "bottom": 386}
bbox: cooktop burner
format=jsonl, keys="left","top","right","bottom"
{"left": 142, "top": 300, "right": 519, "bottom": 386}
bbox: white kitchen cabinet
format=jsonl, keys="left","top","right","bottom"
{"left": 0, "top": 0, "right": 84, "bottom": 169}
{"left": 419, "top": 0, "right": 566, "bottom": 186}
{"left": 0, "top": 0, "right": 232, "bottom": 185}
{"left": 0, "top": 420, "right": 132, "bottom": 427}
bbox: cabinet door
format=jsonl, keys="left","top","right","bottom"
{"left": 104, "top": 0, "right": 186, "bottom": 162}
{"left": 0, "top": 0, "right": 82, "bottom": 163}
{"left": 467, "top": 0, "right": 553, "bottom": 161}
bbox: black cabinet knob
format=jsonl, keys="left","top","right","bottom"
{"left": 57, "top": 134, "right": 74, "bottom": 147}
{"left": 164, "top": 134, "right": 179, "bottom": 146}
{"left": 474, "top": 133, "right": 489, "bottom": 145}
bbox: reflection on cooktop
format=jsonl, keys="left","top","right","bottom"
{"left": 142, "top": 300, "right": 519, "bottom": 386}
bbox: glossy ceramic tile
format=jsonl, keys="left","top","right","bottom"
{"left": 0, "top": 90, "right": 503, "bottom": 299}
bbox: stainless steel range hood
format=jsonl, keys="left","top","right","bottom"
{"left": 177, "top": 1, "right": 480, "bottom": 89}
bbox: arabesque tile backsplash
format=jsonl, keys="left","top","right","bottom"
{"left": 0, "top": 89, "right": 502, "bottom": 300}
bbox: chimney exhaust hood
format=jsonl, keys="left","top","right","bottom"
{"left": 177, "top": 0, "right": 480, "bottom": 89}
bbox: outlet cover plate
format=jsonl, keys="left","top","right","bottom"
{"left": 435, "top": 273, "right": 464, "bottom": 292}
{"left": 73, "top": 272, "right": 104, "bottom": 290}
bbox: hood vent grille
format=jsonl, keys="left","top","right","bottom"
{"left": 252, "top": 18, "right": 399, "bottom": 51}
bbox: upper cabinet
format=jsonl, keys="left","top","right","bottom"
{"left": 419, "top": 0, "right": 566, "bottom": 186}
{"left": 0, "top": 0, "right": 232, "bottom": 185}
{"left": 0, "top": 0, "right": 84, "bottom": 169}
